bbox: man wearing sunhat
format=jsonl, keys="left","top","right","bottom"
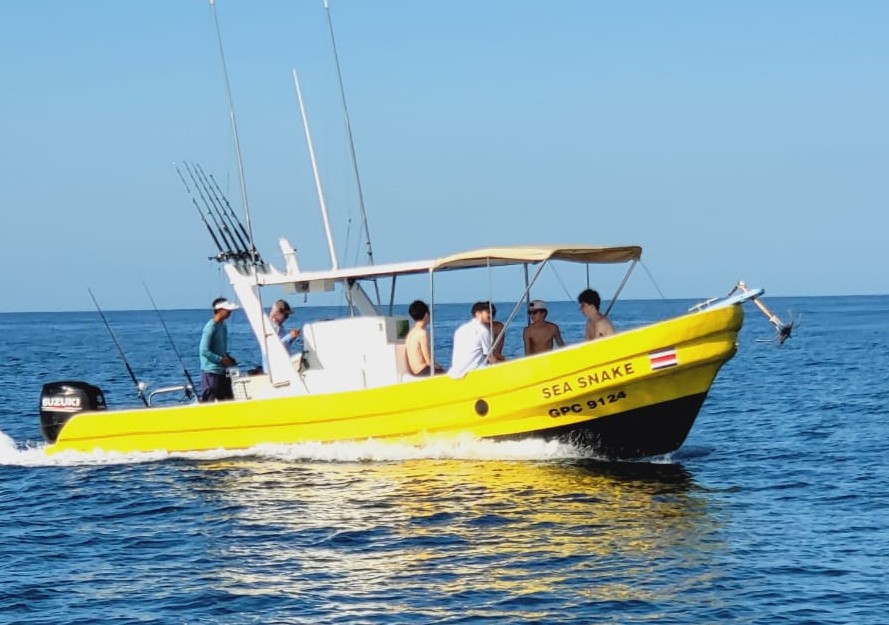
{"left": 199, "top": 296, "right": 240, "bottom": 401}
{"left": 523, "top": 299, "right": 565, "bottom": 355}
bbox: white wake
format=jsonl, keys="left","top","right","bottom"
{"left": 0, "top": 429, "right": 594, "bottom": 468}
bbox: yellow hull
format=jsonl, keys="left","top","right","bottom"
{"left": 46, "top": 305, "right": 743, "bottom": 459}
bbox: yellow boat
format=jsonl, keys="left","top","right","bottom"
{"left": 36, "top": 5, "right": 796, "bottom": 459}
{"left": 39, "top": 244, "right": 790, "bottom": 459}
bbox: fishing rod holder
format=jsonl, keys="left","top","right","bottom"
{"left": 209, "top": 250, "right": 263, "bottom": 265}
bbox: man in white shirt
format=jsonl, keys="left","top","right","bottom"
{"left": 448, "top": 301, "right": 494, "bottom": 378}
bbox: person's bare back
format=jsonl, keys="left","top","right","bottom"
{"left": 405, "top": 300, "right": 443, "bottom": 376}
{"left": 405, "top": 325, "right": 433, "bottom": 375}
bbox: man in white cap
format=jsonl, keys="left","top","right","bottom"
{"left": 199, "top": 296, "right": 240, "bottom": 401}
{"left": 523, "top": 299, "right": 565, "bottom": 355}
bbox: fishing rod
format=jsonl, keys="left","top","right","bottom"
{"left": 183, "top": 161, "right": 243, "bottom": 259}
{"left": 201, "top": 165, "right": 260, "bottom": 263}
{"left": 87, "top": 289, "right": 149, "bottom": 407}
{"left": 142, "top": 282, "right": 196, "bottom": 399}
{"left": 175, "top": 161, "right": 227, "bottom": 261}
{"left": 183, "top": 160, "right": 234, "bottom": 254}
{"left": 196, "top": 164, "right": 248, "bottom": 252}
{"left": 190, "top": 162, "right": 248, "bottom": 257}
{"left": 195, "top": 163, "right": 255, "bottom": 261}
{"left": 183, "top": 160, "right": 238, "bottom": 255}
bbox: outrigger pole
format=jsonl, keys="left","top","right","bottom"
{"left": 208, "top": 0, "right": 259, "bottom": 264}
{"left": 323, "top": 0, "right": 381, "bottom": 305}
{"left": 293, "top": 68, "right": 339, "bottom": 270}
{"left": 87, "top": 289, "right": 149, "bottom": 407}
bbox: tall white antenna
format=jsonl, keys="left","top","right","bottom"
{"left": 293, "top": 68, "right": 339, "bottom": 270}
{"left": 208, "top": 0, "right": 257, "bottom": 261}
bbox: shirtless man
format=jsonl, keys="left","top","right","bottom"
{"left": 522, "top": 300, "right": 565, "bottom": 355}
{"left": 578, "top": 289, "right": 616, "bottom": 341}
{"left": 405, "top": 300, "right": 444, "bottom": 376}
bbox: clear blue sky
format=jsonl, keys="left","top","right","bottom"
{"left": 1, "top": 1, "right": 886, "bottom": 312}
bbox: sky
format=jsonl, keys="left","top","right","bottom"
{"left": 1, "top": 1, "right": 887, "bottom": 312}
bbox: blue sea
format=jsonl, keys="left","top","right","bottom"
{"left": 1, "top": 296, "right": 887, "bottom": 624}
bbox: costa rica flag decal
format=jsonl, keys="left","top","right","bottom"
{"left": 649, "top": 347, "right": 678, "bottom": 370}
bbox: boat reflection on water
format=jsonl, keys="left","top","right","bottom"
{"left": 181, "top": 453, "right": 727, "bottom": 614}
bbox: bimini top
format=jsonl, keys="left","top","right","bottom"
{"left": 255, "top": 244, "right": 642, "bottom": 288}
{"left": 432, "top": 244, "right": 642, "bottom": 271}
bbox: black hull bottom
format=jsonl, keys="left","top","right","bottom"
{"left": 496, "top": 393, "right": 709, "bottom": 460}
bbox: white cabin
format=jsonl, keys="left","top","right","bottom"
{"left": 232, "top": 315, "right": 411, "bottom": 400}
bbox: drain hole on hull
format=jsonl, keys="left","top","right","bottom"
{"left": 474, "top": 399, "right": 489, "bottom": 416}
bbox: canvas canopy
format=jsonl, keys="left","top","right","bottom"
{"left": 431, "top": 245, "right": 642, "bottom": 271}
{"left": 256, "top": 244, "right": 642, "bottom": 287}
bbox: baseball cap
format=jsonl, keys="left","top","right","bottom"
{"left": 213, "top": 298, "right": 240, "bottom": 311}
{"left": 528, "top": 300, "right": 547, "bottom": 312}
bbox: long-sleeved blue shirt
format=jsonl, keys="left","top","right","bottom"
{"left": 199, "top": 318, "right": 229, "bottom": 374}
{"left": 271, "top": 318, "right": 297, "bottom": 348}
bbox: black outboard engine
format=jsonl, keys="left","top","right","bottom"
{"left": 39, "top": 381, "right": 106, "bottom": 444}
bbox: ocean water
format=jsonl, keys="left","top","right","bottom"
{"left": 1, "top": 296, "right": 887, "bottom": 624}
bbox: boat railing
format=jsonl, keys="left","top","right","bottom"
{"left": 147, "top": 384, "right": 196, "bottom": 406}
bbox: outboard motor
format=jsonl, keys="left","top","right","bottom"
{"left": 39, "top": 381, "right": 106, "bottom": 444}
